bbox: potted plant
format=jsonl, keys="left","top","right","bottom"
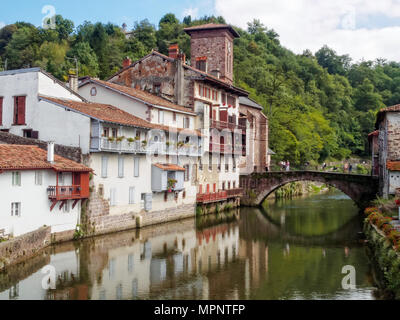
{"left": 142, "top": 140, "right": 148, "bottom": 148}
{"left": 116, "top": 136, "right": 125, "bottom": 143}
{"left": 167, "top": 179, "right": 177, "bottom": 193}
{"left": 135, "top": 135, "right": 141, "bottom": 141}
{"left": 108, "top": 136, "right": 115, "bottom": 142}
{"left": 177, "top": 141, "right": 185, "bottom": 149}
{"left": 127, "top": 137, "right": 135, "bottom": 144}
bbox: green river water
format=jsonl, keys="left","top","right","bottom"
{"left": 0, "top": 190, "right": 378, "bottom": 300}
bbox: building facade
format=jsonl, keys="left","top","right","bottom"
{"left": 0, "top": 144, "right": 91, "bottom": 238}
{"left": 375, "top": 105, "right": 400, "bottom": 197}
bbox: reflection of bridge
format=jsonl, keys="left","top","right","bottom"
{"left": 239, "top": 208, "right": 363, "bottom": 246}
{"left": 240, "top": 171, "right": 379, "bottom": 208}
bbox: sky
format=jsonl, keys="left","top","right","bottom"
{"left": 2, "top": 0, "right": 400, "bottom": 62}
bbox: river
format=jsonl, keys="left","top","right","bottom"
{"left": 0, "top": 190, "right": 378, "bottom": 300}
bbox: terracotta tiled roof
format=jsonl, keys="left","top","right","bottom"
{"left": 387, "top": 161, "right": 400, "bottom": 171}
{"left": 0, "top": 145, "right": 91, "bottom": 172}
{"left": 81, "top": 78, "right": 196, "bottom": 115}
{"left": 39, "top": 95, "right": 203, "bottom": 137}
{"left": 368, "top": 130, "right": 379, "bottom": 137}
{"left": 376, "top": 104, "right": 400, "bottom": 128}
{"left": 39, "top": 95, "right": 159, "bottom": 130}
{"left": 184, "top": 24, "right": 240, "bottom": 38}
{"left": 154, "top": 163, "right": 186, "bottom": 172}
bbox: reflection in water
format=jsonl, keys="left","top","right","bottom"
{"left": 0, "top": 191, "right": 377, "bottom": 300}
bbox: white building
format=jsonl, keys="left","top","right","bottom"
{"left": 0, "top": 144, "right": 91, "bottom": 237}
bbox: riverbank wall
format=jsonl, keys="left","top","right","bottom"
{"left": 0, "top": 227, "right": 51, "bottom": 271}
{"left": 364, "top": 207, "right": 400, "bottom": 299}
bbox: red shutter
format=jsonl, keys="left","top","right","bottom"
{"left": 220, "top": 109, "right": 228, "bottom": 122}
{"left": 13, "top": 97, "right": 17, "bottom": 124}
{"left": 17, "top": 96, "right": 26, "bottom": 125}
{"left": 0, "top": 97, "right": 3, "bottom": 125}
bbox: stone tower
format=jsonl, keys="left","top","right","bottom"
{"left": 184, "top": 24, "right": 240, "bottom": 85}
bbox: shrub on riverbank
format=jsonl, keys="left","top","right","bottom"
{"left": 364, "top": 206, "right": 400, "bottom": 298}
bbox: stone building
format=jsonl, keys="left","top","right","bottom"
{"left": 107, "top": 24, "right": 269, "bottom": 208}
{"left": 239, "top": 97, "right": 270, "bottom": 174}
{"left": 375, "top": 105, "right": 400, "bottom": 197}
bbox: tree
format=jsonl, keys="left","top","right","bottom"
{"left": 315, "top": 45, "right": 351, "bottom": 76}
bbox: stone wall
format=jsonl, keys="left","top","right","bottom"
{"left": 0, "top": 227, "right": 51, "bottom": 271}
{"left": 387, "top": 113, "right": 400, "bottom": 161}
{"left": 0, "top": 131, "right": 82, "bottom": 163}
{"left": 83, "top": 190, "right": 195, "bottom": 237}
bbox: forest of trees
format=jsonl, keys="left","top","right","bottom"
{"left": 0, "top": 13, "right": 397, "bottom": 166}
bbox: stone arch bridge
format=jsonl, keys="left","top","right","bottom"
{"left": 240, "top": 171, "right": 379, "bottom": 209}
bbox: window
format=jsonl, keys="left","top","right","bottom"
{"left": 13, "top": 96, "right": 26, "bottom": 125}
{"left": 103, "top": 127, "right": 110, "bottom": 137}
{"left": 12, "top": 172, "right": 21, "bottom": 186}
{"left": 58, "top": 172, "right": 64, "bottom": 185}
{"left": 35, "top": 171, "right": 43, "bottom": 186}
{"left": 141, "top": 193, "right": 146, "bottom": 209}
{"left": 233, "top": 181, "right": 236, "bottom": 189}
{"left": 0, "top": 97, "right": 3, "bottom": 126}
{"left": 63, "top": 201, "right": 70, "bottom": 213}
{"left": 101, "top": 157, "right": 108, "bottom": 178}
{"left": 90, "top": 87, "right": 97, "bottom": 96}
{"left": 228, "top": 182, "right": 231, "bottom": 190}
{"left": 118, "top": 156, "right": 124, "bottom": 178}
{"left": 11, "top": 202, "right": 21, "bottom": 217}
{"left": 183, "top": 117, "right": 190, "bottom": 129}
{"left": 159, "top": 110, "right": 165, "bottom": 124}
{"left": 196, "top": 58, "right": 207, "bottom": 72}
{"left": 134, "top": 157, "right": 140, "bottom": 177}
{"left": 111, "top": 128, "right": 118, "bottom": 138}
{"left": 129, "top": 187, "right": 135, "bottom": 205}
{"left": 153, "top": 83, "right": 161, "bottom": 95}
{"left": 222, "top": 182, "right": 226, "bottom": 190}
{"left": 173, "top": 112, "right": 177, "bottom": 122}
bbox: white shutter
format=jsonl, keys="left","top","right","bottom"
{"left": 129, "top": 187, "right": 135, "bottom": 204}
{"left": 134, "top": 157, "right": 140, "bottom": 177}
{"left": 110, "top": 188, "right": 116, "bottom": 206}
{"left": 144, "top": 193, "right": 152, "bottom": 212}
{"left": 102, "top": 157, "right": 108, "bottom": 178}
{"left": 118, "top": 156, "right": 124, "bottom": 178}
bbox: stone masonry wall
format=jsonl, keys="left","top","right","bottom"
{"left": 84, "top": 190, "right": 196, "bottom": 237}
{"left": 387, "top": 114, "right": 400, "bottom": 161}
{"left": 0, "top": 227, "right": 51, "bottom": 271}
{"left": 0, "top": 132, "right": 82, "bottom": 163}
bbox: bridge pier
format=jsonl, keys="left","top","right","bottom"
{"left": 240, "top": 171, "right": 379, "bottom": 209}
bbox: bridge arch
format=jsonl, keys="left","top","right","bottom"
{"left": 240, "top": 171, "right": 379, "bottom": 209}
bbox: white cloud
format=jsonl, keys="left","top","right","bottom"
{"left": 215, "top": 0, "right": 400, "bottom": 62}
{"left": 182, "top": 7, "right": 199, "bottom": 19}
{"left": 0, "top": 22, "right": 5, "bottom": 29}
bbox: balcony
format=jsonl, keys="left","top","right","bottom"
{"left": 196, "top": 191, "right": 228, "bottom": 204}
{"left": 47, "top": 185, "right": 85, "bottom": 200}
{"left": 211, "top": 120, "right": 245, "bottom": 131}
{"left": 96, "top": 138, "right": 202, "bottom": 156}
{"left": 209, "top": 142, "right": 245, "bottom": 155}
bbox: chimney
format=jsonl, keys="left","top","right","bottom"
{"left": 123, "top": 57, "right": 132, "bottom": 68}
{"left": 68, "top": 74, "right": 78, "bottom": 93}
{"left": 210, "top": 69, "right": 221, "bottom": 79}
{"left": 47, "top": 141, "right": 55, "bottom": 163}
{"left": 169, "top": 44, "right": 179, "bottom": 59}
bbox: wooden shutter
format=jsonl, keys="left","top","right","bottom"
{"left": 101, "top": 157, "right": 108, "bottom": 178}
{"left": 118, "top": 156, "right": 124, "bottom": 178}
{"left": 13, "top": 97, "right": 17, "bottom": 124}
{"left": 17, "top": 96, "right": 26, "bottom": 125}
{"left": 144, "top": 193, "right": 152, "bottom": 212}
{"left": 129, "top": 187, "right": 135, "bottom": 204}
{"left": 220, "top": 109, "right": 228, "bottom": 122}
{"left": 134, "top": 157, "right": 139, "bottom": 177}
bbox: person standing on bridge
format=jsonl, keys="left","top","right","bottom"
{"left": 286, "top": 161, "right": 290, "bottom": 172}
{"left": 349, "top": 164, "right": 353, "bottom": 174}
